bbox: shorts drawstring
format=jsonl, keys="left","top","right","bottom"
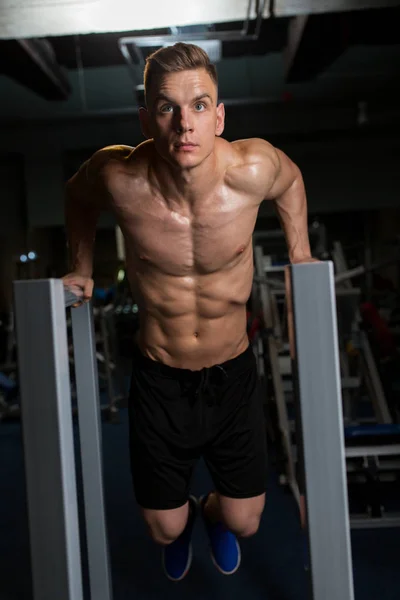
{"left": 195, "top": 365, "right": 228, "bottom": 406}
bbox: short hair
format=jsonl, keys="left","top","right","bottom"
{"left": 143, "top": 42, "right": 218, "bottom": 106}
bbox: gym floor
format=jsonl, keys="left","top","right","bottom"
{"left": 1, "top": 409, "right": 399, "bottom": 600}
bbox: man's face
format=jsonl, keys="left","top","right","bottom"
{"left": 141, "top": 68, "right": 225, "bottom": 170}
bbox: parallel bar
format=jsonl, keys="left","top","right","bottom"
{"left": 71, "top": 302, "right": 113, "bottom": 600}
{"left": 64, "top": 288, "right": 80, "bottom": 308}
{"left": 287, "top": 262, "right": 354, "bottom": 600}
{"left": 13, "top": 279, "right": 83, "bottom": 600}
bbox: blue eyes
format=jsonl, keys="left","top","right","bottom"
{"left": 160, "top": 103, "right": 206, "bottom": 113}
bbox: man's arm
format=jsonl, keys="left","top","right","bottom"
{"left": 65, "top": 156, "right": 106, "bottom": 278}
{"left": 245, "top": 139, "right": 313, "bottom": 263}
{"left": 64, "top": 145, "right": 133, "bottom": 300}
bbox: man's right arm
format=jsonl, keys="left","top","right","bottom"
{"left": 63, "top": 145, "right": 133, "bottom": 301}
{"left": 65, "top": 155, "right": 107, "bottom": 278}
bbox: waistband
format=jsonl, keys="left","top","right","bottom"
{"left": 132, "top": 343, "right": 254, "bottom": 380}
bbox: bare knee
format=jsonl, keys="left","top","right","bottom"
{"left": 223, "top": 512, "right": 261, "bottom": 538}
{"left": 219, "top": 494, "right": 265, "bottom": 538}
{"left": 142, "top": 503, "right": 189, "bottom": 546}
{"left": 233, "top": 515, "right": 261, "bottom": 538}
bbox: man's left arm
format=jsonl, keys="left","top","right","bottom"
{"left": 262, "top": 144, "right": 315, "bottom": 264}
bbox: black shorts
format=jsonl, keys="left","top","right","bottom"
{"left": 128, "top": 344, "right": 267, "bottom": 510}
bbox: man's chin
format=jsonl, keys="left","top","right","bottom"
{"left": 167, "top": 152, "right": 203, "bottom": 170}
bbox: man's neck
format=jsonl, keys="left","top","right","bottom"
{"left": 153, "top": 149, "right": 220, "bottom": 206}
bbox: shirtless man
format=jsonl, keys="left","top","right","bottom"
{"left": 63, "top": 42, "right": 314, "bottom": 581}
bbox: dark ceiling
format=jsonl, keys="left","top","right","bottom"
{"left": 48, "top": 7, "right": 399, "bottom": 68}
{"left": 0, "top": 6, "right": 399, "bottom": 103}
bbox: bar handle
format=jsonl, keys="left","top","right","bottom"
{"left": 64, "top": 288, "right": 82, "bottom": 308}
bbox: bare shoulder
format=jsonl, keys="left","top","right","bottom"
{"left": 224, "top": 138, "right": 280, "bottom": 197}
{"left": 67, "top": 144, "right": 134, "bottom": 189}
{"left": 233, "top": 138, "right": 279, "bottom": 166}
{"left": 86, "top": 144, "right": 135, "bottom": 182}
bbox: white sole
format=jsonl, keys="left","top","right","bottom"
{"left": 210, "top": 539, "right": 242, "bottom": 576}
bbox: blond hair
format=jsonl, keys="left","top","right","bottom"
{"left": 144, "top": 42, "right": 218, "bottom": 105}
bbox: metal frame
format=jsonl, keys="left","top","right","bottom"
{"left": 71, "top": 302, "right": 113, "bottom": 600}
{"left": 332, "top": 240, "right": 392, "bottom": 425}
{"left": 14, "top": 279, "right": 112, "bottom": 600}
{"left": 287, "top": 261, "right": 354, "bottom": 600}
{"left": 254, "top": 246, "right": 300, "bottom": 504}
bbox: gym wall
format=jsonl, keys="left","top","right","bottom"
{"left": 0, "top": 154, "right": 26, "bottom": 311}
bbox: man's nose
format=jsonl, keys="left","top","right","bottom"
{"left": 174, "top": 108, "right": 193, "bottom": 133}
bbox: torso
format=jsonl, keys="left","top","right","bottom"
{"left": 101, "top": 139, "right": 267, "bottom": 369}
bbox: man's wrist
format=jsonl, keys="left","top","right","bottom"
{"left": 69, "top": 265, "right": 93, "bottom": 278}
{"left": 290, "top": 255, "right": 319, "bottom": 264}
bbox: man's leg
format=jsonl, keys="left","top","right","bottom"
{"left": 128, "top": 348, "right": 201, "bottom": 581}
{"left": 203, "top": 345, "right": 268, "bottom": 573}
{"left": 142, "top": 498, "right": 198, "bottom": 581}
{"left": 142, "top": 502, "right": 190, "bottom": 547}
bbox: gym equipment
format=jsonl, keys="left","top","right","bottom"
{"left": 68, "top": 301, "right": 126, "bottom": 422}
{"left": 14, "top": 266, "right": 355, "bottom": 600}
{"left": 253, "top": 246, "right": 299, "bottom": 500}
{"left": 254, "top": 236, "right": 400, "bottom": 530}
{"left": 14, "top": 280, "right": 112, "bottom": 600}
{"left": 332, "top": 242, "right": 400, "bottom": 527}
{"left": 287, "top": 261, "right": 354, "bottom": 600}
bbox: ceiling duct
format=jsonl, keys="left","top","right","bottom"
{"left": 118, "top": 0, "right": 267, "bottom": 104}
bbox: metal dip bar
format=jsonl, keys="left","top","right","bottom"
{"left": 286, "top": 262, "right": 354, "bottom": 600}
{"left": 13, "top": 279, "right": 112, "bottom": 600}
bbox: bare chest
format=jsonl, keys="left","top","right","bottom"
{"left": 114, "top": 192, "right": 259, "bottom": 275}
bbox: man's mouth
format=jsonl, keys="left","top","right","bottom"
{"left": 174, "top": 142, "right": 198, "bottom": 152}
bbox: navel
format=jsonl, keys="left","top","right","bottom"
{"left": 194, "top": 332, "right": 199, "bottom": 338}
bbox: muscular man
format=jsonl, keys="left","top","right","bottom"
{"left": 63, "top": 43, "right": 314, "bottom": 581}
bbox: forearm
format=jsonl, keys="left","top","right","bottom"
{"left": 273, "top": 172, "right": 312, "bottom": 263}
{"left": 65, "top": 194, "right": 99, "bottom": 277}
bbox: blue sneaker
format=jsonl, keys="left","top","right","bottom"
{"left": 200, "top": 495, "right": 241, "bottom": 575}
{"left": 162, "top": 496, "right": 198, "bottom": 581}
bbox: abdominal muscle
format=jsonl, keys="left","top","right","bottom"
{"left": 127, "top": 264, "right": 252, "bottom": 370}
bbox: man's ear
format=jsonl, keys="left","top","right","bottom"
{"left": 215, "top": 102, "right": 225, "bottom": 137}
{"left": 139, "top": 107, "right": 151, "bottom": 139}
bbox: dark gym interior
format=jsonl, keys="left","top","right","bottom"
{"left": 0, "top": 1, "right": 400, "bottom": 599}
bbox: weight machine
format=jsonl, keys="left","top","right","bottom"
{"left": 253, "top": 242, "right": 400, "bottom": 530}
{"left": 332, "top": 241, "right": 400, "bottom": 528}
